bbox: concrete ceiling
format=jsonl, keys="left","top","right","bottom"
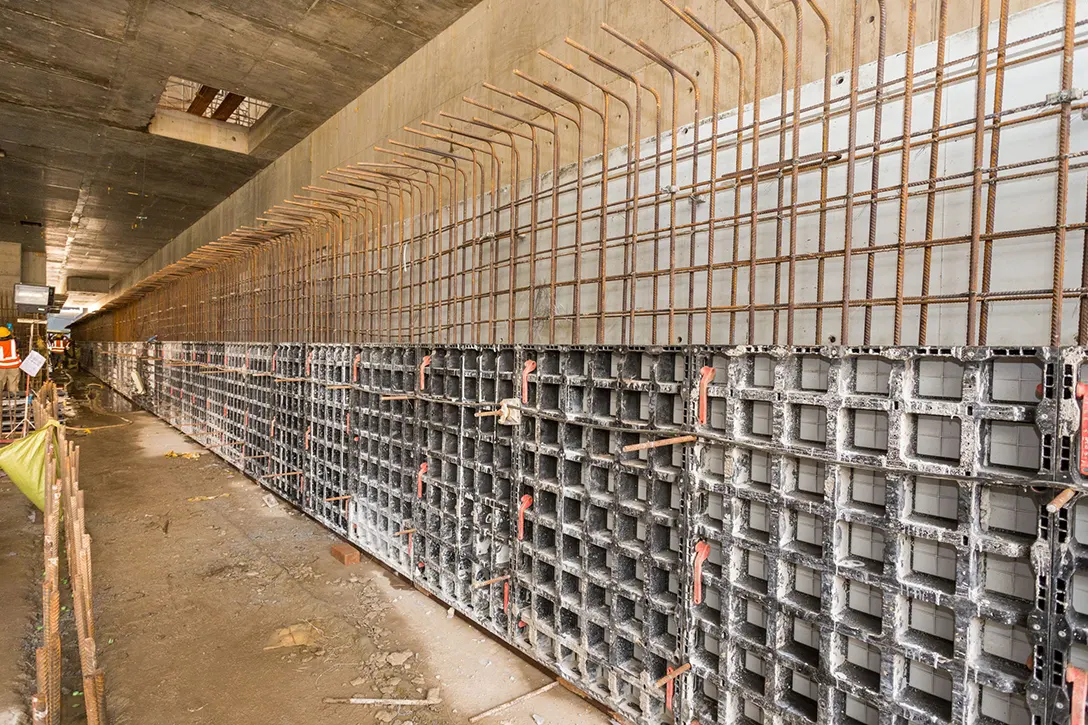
{"left": 0, "top": 0, "right": 480, "bottom": 294}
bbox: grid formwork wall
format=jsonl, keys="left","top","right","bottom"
{"left": 81, "top": 340, "right": 1086, "bottom": 725}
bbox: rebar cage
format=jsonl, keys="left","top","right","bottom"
{"left": 76, "top": 0, "right": 1088, "bottom": 351}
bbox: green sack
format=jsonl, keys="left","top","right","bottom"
{"left": 0, "top": 420, "right": 60, "bottom": 511}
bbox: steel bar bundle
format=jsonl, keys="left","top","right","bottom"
{"left": 76, "top": 0, "right": 1088, "bottom": 350}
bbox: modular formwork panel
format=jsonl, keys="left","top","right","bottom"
{"left": 416, "top": 347, "right": 472, "bottom": 604}
{"left": 462, "top": 346, "right": 518, "bottom": 637}
{"left": 159, "top": 342, "right": 186, "bottom": 427}
{"left": 514, "top": 346, "right": 689, "bottom": 723}
{"left": 266, "top": 344, "right": 307, "bottom": 505}
{"left": 81, "top": 341, "right": 1079, "bottom": 725}
{"left": 349, "top": 346, "right": 420, "bottom": 577}
{"left": 306, "top": 344, "right": 353, "bottom": 534}
{"left": 243, "top": 344, "right": 274, "bottom": 480}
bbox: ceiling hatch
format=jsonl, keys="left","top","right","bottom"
{"left": 148, "top": 77, "right": 284, "bottom": 155}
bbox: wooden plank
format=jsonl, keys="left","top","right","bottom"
{"left": 210, "top": 93, "right": 245, "bottom": 121}
{"left": 187, "top": 85, "right": 219, "bottom": 116}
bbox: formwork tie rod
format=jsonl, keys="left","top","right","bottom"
{"left": 622, "top": 435, "right": 697, "bottom": 453}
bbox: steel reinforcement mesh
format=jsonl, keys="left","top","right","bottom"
{"left": 82, "top": 341, "right": 1088, "bottom": 725}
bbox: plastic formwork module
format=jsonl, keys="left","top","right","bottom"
{"left": 214, "top": 343, "right": 249, "bottom": 470}
{"left": 462, "top": 346, "right": 518, "bottom": 637}
{"left": 266, "top": 344, "right": 307, "bottom": 505}
{"left": 136, "top": 341, "right": 160, "bottom": 415}
{"left": 416, "top": 347, "right": 472, "bottom": 604}
{"left": 160, "top": 342, "right": 187, "bottom": 427}
{"left": 694, "top": 347, "right": 1058, "bottom": 488}
{"left": 686, "top": 450, "right": 1051, "bottom": 725}
{"left": 79, "top": 341, "right": 1080, "bottom": 725}
{"left": 1055, "top": 347, "right": 1088, "bottom": 489}
{"left": 180, "top": 342, "right": 209, "bottom": 441}
{"left": 1048, "top": 493, "right": 1082, "bottom": 725}
{"left": 515, "top": 346, "right": 688, "bottom": 723}
{"left": 202, "top": 343, "right": 234, "bottom": 462}
{"left": 348, "top": 346, "right": 420, "bottom": 577}
{"left": 244, "top": 344, "right": 274, "bottom": 481}
{"left": 306, "top": 344, "right": 353, "bottom": 534}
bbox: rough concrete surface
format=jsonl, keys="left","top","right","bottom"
{"left": 0, "top": 378, "right": 610, "bottom": 725}
{"left": 0, "top": 459, "right": 37, "bottom": 725}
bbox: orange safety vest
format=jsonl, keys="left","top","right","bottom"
{"left": 49, "top": 338, "right": 67, "bottom": 353}
{"left": 0, "top": 338, "right": 21, "bottom": 368}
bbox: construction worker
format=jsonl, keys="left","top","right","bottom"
{"left": 0, "top": 326, "right": 22, "bottom": 397}
{"left": 48, "top": 333, "right": 69, "bottom": 369}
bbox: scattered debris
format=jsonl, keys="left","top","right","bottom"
{"left": 322, "top": 688, "right": 441, "bottom": 706}
{"left": 532, "top": 714, "right": 545, "bottom": 725}
{"left": 468, "top": 681, "right": 559, "bottom": 722}
{"left": 262, "top": 493, "right": 278, "bottom": 508}
{"left": 186, "top": 493, "right": 229, "bottom": 503}
{"left": 330, "top": 542, "right": 360, "bottom": 565}
{"left": 165, "top": 450, "right": 202, "bottom": 459}
{"left": 386, "top": 651, "right": 413, "bottom": 666}
{"left": 263, "top": 622, "right": 321, "bottom": 650}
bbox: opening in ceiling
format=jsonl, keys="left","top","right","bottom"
{"left": 157, "top": 77, "right": 271, "bottom": 128}
{"left": 148, "top": 77, "right": 286, "bottom": 156}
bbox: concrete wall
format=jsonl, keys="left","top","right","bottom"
{"left": 21, "top": 248, "right": 45, "bottom": 287}
{"left": 107, "top": 0, "right": 1050, "bottom": 304}
{"left": 0, "top": 242, "right": 21, "bottom": 299}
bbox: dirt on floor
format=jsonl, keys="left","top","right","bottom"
{"left": 0, "top": 375, "right": 612, "bottom": 725}
{"left": 0, "top": 455, "right": 38, "bottom": 725}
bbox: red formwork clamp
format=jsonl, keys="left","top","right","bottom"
{"left": 270, "top": 416, "right": 276, "bottom": 438}
{"left": 1069, "top": 665, "right": 1088, "bottom": 725}
{"left": 1076, "top": 383, "right": 1088, "bottom": 475}
{"left": 693, "top": 540, "right": 711, "bottom": 604}
{"left": 698, "top": 366, "right": 716, "bottom": 425}
{"left": 306, "top": 349, "right": 313, "bottom": 376}
{"left": 407, "top": 531, "right": 413, "bottom": 558}
{"left": 666, "top": 666, "right": 675, "bottom": 713}
{"left": 419, "top": 355, "right": 432, "bottom": 391}
{"left": 345, "top": 411, "right": 351, "bottom": 435}
{"left": 352, "top": 352, "right": 361, "bottom": 382}
{"left": 417, "top": 461, "right": 428, "bottom": 499}
{"left": 271, "top": 350, "right": 278, "bottom": 373}
{"left": 503, "top": 581, "right": 510, "bottom": 612}
{"left": 305, "top": 425, "right": 311, "bottom": 451}
{"left": 518, "top": 494, "right": 534, "bottom": 540}
{"left": 244, "top": 348, "right": 250, "bottom": 370}
{"left": 521, "top": 360, "right": 537, "bottom": 404}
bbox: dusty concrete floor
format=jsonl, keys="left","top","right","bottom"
{"left": 0, "top": 378, "right": 611, "bottom": 725}
{"left": 0, "top": 454, "right": 38, "bottom": 725}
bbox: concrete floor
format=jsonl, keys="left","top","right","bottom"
{"left": 0, "top": 379, "right": 611, "bottom": 725}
